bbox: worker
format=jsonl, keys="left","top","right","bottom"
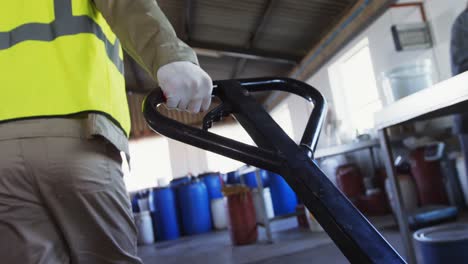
{"left": 0, "top": 0, "right": 212, "bottom": 263}
{"left": 450, "top": 3, "right": 468, "bottom": 180}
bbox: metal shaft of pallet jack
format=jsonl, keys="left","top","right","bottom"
{"left": 217, "top": 80, "right": 405, "bottom": 264}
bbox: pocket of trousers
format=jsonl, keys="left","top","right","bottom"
{"left": 46, "top": 137, "right": 113, "bottom": 193}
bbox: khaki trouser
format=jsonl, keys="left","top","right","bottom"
{"left": 0, "top": 136, "right": 141, "bottom": 263}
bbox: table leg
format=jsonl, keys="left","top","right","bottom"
{"left": 369, "top": 147, "right": 376, "bottom": 176}
{"left": 255, "top": 169, "right": 273, "bottom": 243}
{"left": 378, "top": 129, "right": 416, "bottom": 264}
{"left": 459, "top": 134, "right": 468, "bottom": 188}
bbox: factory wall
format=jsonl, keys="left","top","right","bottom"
{"left": 280, "top": 0, "right": 466, "bottom": 149}
{"left": 168, "top": 138, "right": 210, "bottom": 178}
{"left": 124, "top": 136, "right": 210, "bottom": 192}
{"left": 123, "top": 136, "right": 173, "bottom": 191}
{"left": 307, "top": 0, "right": 464, "bottom": 119}
{"left": 272, "top": 0, "right": 466, "bottom": 181}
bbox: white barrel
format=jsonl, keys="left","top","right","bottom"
{"left": 385, "top": 174, "right": 418, "bottom": 214}
{"left": 456, "top": 154, "right": 468, "bottom": 206}
{"left": 134, "top": 211, "right": 155, "bottom": 245}
{"left": 252, "top": 188, "right": 274, "bottom": 224}
{"left": 211, "top": 197, "right": 228, "bottom": 230}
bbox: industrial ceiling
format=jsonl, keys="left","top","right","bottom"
{"left": 127, "top": 0, "right": 393, "bottom": 139}
{"left": 125, "top": 0, "right": 357, "bottom": 93}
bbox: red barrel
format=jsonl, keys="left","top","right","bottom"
{"left": 355, "top": 189, "right": 390, "bottom": 216}
{"left": 374, "top": 168, "right": 388, "bottom": 194}
{"left": 410, "top": 148, "right": 448, "bottom": 206}
{"left": 296, "top": 204, "right": 309, "bottom": 228}
{"left": 336, "top": 164, "right": 365, "bottom": 199}
{"left": 223, "top": 186, "right": 257, "bottom": 246}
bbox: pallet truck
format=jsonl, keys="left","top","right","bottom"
{"left": 143, "top": 78, "right": 406, "bottom": 263}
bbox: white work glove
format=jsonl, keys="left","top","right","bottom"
{"left": 157, "top": 61, "right": 213, "bottom": 113}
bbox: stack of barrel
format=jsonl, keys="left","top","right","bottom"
{"left": 226, "top": 168, "right": 298, "bottom": 217}
{"left": 131, "top": 166, "right": 302, "bottom": 246}
{"left": 131, "top": 181, "right": 182, "bottom": 245}
{"left": 223, "top": 167, "right": 301, "bottom": 245}
{"left": 131, "top": 173, "right": 228, "bottom": 245}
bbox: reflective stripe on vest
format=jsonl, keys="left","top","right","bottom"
{"left": 0, "top": 0, "right": 123, "bottom": 73}
{"left": 0, "top": 0, "right": 130, "bottom": 136}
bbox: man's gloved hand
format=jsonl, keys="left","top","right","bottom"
{"left": 157, "top": 61, "right": 213, "bottom": 113}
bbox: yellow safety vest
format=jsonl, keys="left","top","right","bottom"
{"left": 0, "top": 0, "right": 131, "bottom": 136}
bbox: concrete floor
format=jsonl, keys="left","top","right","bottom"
{"left": 138, "top": 217, "right": 405, "bottom": 264}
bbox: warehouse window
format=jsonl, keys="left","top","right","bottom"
{"left": 328, "top": 38, "right": 382, "bottom": 135}
{"left": 123, "top": 136, "right": 172, "bottom": 192}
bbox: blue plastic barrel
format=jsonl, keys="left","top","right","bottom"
{"left": 242, "top": 170, "right": 269, "bottom": 188}
{"left": 226, "top": 170, "right": 240, "bottom": 184}
{"left": 170, "top": 176, "right": 191, "bottom": 235}
{"left": 170, "top": 176, "right": 191, "bottom": 188}
{"left": 260, "top": 170, "right": 270, "bottom": 187}
{"left": 177, "top": 181, "right": 212, "bottom": 235}
{"left": 199, "top": 172, "right": 223, "bottom": 200}
{"left": 268, "top": 172, "right": 298, "bottom": 216}
{"left": 414, "top": 223, "right": 468, "bottom": 264}
{"left": 131, "top": 193, "right": 141, "bottom": 213}
{"left": 150, "top": 187, "right": 180, "bottom": 241}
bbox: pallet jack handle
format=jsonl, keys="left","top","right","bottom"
{"left": 143, "top": 77, "right": 406, "bottom": 264}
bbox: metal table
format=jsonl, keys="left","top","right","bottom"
{"left": 374, "top": 72, "right": 468, "bottom": 264}
{"left": 314, "top": 139, "right": 380, "bottom": 159}
{"left": 315, "top": 139, "right": 380, "bottom": 177}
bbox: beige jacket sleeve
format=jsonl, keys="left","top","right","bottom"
{"left": 93, "top": 0, "right": 199, "bottom": 80}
